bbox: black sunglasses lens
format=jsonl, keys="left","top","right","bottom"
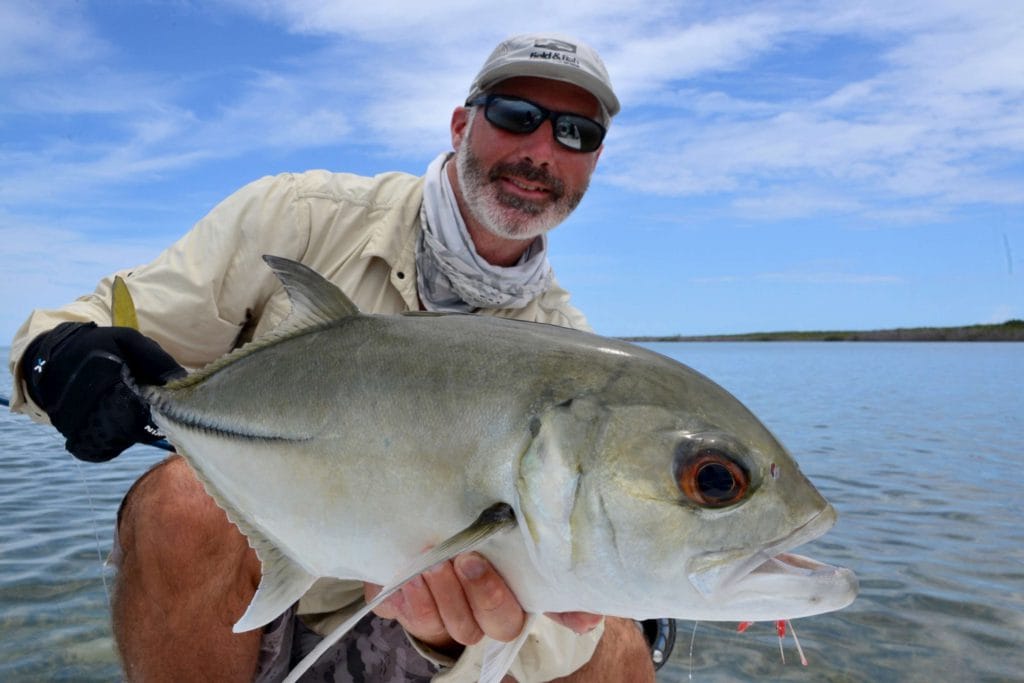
{"left": 553, "top": 116, "right": 604, "bottom": 151}
{"left": 482, "top": 96, "right": 605, "bottom": 152}
{"left": 486, "top": 98, "right": 546, "bottom": 133}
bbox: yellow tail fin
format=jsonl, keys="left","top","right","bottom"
{"left": 111, "top": 275, "right": 140, "bottom": 330}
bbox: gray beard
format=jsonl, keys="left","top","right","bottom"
{"left": 454, "top": 117, "right": 587, "bottom": 240}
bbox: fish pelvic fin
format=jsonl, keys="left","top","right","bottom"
{"left": 283, "top": 503, "right": 518, "bottom": 683}
{"left": 111, "top": 275, "right": 139, "bottom": 329}
{"left": 480, "top": 612, "right": 539, "bottom": 683}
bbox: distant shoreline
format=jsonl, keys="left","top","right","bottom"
{"left": 624, "top": 320, "right": 1024, "bottom": 342}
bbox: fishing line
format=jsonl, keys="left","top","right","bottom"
{"left": 71, "top": 451, "right": 113, "bottom": 609}
{"left": 687, "top": 620, "right": 699, "bottom": 680}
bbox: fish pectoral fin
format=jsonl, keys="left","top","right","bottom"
{"left": 480, "top": 612, "right": 539, "bottom": 683}
{"left": 412, "top": 501, "right": 517, "bottom": 569}
{"left": 234, "top": 543, "right": 317, "bottom": 633}
{"left": 282, "top": 503, "right": 517, "bottom": 683}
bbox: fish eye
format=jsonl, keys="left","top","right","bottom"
{"left": 675, "top": 446, "right": 750, "bottom": 508}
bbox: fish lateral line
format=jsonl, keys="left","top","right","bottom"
{"left": 139, "top": 384, "right": 314, "bottom": 443}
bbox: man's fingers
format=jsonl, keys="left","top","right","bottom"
{"left": 396, "top": 575, "right": 453, "bottom": 647}
{"left": 545, "top": 610, "right": 604, "bottom": 634}
{"left": 422, "top": 561, "right": 484, "bottom": 646}
{"left": 455, "top": 553, "right": 526, "bottom": 642}
{"left": 364, "top": 552, "right": 529, "bottom": 651}
{"left": 365, "top": 582, "right": 401, "bottom": 620}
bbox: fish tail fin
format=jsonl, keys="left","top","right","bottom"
{"left": 480, "top": 612, "right": 539, "bottom": 683}
{"left": 111, "top": 275, "right": 140, "bottom": 329}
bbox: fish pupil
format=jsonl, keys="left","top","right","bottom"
{"left": 696, "top": 462, "right": 736, "bottom": 500}
{"left": 673, "top": 442, "right": 750, "bottom": 507}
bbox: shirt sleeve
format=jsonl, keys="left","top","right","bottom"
{"left": 7, "top": 172, "right": 309, "bottom": 420}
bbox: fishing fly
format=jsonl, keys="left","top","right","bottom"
{"left": 737, "top": 619, "right": 809, "bottom": 666}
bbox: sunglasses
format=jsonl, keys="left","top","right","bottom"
{"left": 465, "top": 94, "right": 606, "bottom": 153}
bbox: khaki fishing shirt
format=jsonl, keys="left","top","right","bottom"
{"left": 7, "top": 168, "right": 600, "bottom": 682}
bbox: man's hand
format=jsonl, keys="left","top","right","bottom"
{"left": 364, "top": 551, "right": 601, "bottom": 655}
{"left": 20, "top": 322, "right": 185, "bottom": 462}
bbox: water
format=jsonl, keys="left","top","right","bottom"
{"left": 1, "top": 343, "right": 1022, "bottom": 682}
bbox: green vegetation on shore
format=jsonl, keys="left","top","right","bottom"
{"left": 625, "top": 319, "right": 1024, "bottom": 343}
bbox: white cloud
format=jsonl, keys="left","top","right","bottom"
{"left": 1, "top": 64, "right": 360, "bottom": 205}
{"left": 0, "top": 1, "right": 105, "bottom": 76}
{"left": 231, "top": 0, "right": 664, "bottom": 43}
{"left": 731, "top": 190, "right": 865, "bottom": 221}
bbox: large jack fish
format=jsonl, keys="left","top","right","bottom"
{"left": 138, "top": 256, "right": 857, "bottom": 682}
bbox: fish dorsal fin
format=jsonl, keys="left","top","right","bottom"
{"left": 262, "top": 255, "right": 360, "bottom": 333}
{"left": 162, "top": 256, "right": 360, "bottom": 391}
{"left": 282, "top": 503, "right": 518, "bottom": 683}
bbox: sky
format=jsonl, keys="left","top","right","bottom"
{"left": 1, "top": 0, "right": 1022, "bottom": 340}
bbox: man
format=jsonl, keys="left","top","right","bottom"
{"left": 8, "top": 34, "right": 658, "bottom": 682}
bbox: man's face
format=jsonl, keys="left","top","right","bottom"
{"left": 451, "top": 77, "right": 604, "bottom": 241}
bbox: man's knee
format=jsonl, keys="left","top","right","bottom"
{"left": 112, "top": 455, "right": 264, "bottom": 680}
{"left": 116, "top": 455, "right": 254, "bottom": 582}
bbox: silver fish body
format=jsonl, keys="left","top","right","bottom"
{"left": 143, "top": 256, "right": 857, "bottom": 638}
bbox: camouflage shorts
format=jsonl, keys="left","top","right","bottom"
{"left": 253, "top": 608, "right": 441, "bottom": 683}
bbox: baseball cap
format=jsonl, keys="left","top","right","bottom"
{"left": 468, "top": 33, "right": 620, "bottom": 118}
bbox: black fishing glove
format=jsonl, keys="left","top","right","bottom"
{"left": 20, "top": 322, "right": 186, "bottom": 462}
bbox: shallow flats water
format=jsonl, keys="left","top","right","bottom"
{"left": 2, "top": 342, "right": 1022, "bottom": 682}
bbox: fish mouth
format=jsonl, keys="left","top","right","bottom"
{"left": 687, "top": 505, "right": 843, "bottom": 600}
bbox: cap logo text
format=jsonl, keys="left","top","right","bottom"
{"left": 529, "top": 50, "right": 580, "bottom": 68}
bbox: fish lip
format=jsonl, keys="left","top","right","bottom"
{"left": 686, "top": 504, "right": 838, "bottom": 597}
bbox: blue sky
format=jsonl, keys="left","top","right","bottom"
{"left": 1, "top": 1, "right": 1021, "bottom": 339}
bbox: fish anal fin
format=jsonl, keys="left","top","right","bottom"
{"left": 178, "top": 455, "right": 316, "bottom": 632}
{"left": 283, "top": 502, "right": 517, "bottom": 683}
{"left": 234, "top": 541, "right": 317, "bottom": 633}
